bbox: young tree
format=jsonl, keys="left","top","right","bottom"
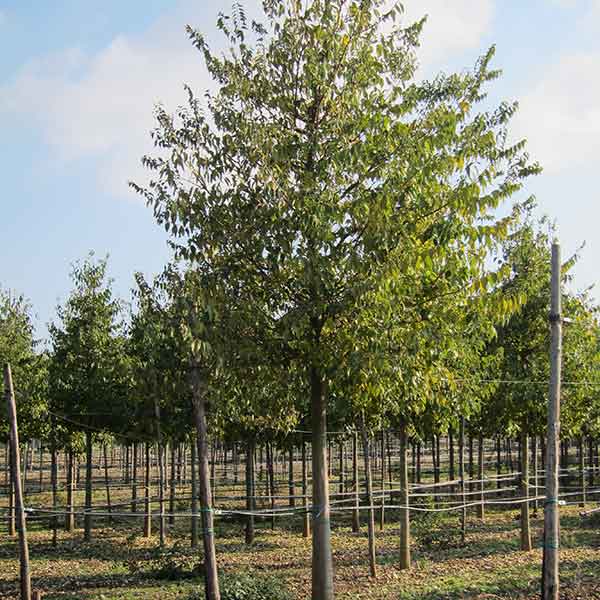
{"left": 134, "top": 2, "right": 539, "bottom": 596}
{"left": 49, "top": 254, "right": 125, "bottom": 541}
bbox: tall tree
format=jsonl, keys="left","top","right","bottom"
{"left": 134, "top": 1, "right": 539, "bottom": 596}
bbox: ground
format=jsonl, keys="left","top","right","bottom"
{"left": 1, "top": 494, "right": 599, "bottom": 599}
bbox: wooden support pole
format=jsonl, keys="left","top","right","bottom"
{"left": 4, "top": 363, "right": 32, "bottom": 600}
{"left": 542, "top": 241, "right": 562, "bottom": 600}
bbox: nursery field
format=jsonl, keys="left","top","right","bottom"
{"left": 1, "top": 499, "right": 599, "bottom": 599}
{"left": 1, "top": 442, "right": 599, "bottom": 599}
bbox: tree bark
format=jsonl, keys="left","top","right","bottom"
{"left": 191, "top": 364, "right": 220, "bottom": 600}
{"left": 351, "top": 432, "right": 360, "bottom": 533}
{"left": 143, "top": 443, "right": 152, "bottom": 538}
{"left": 399, "top": 422, "right": 411, "bottom": 570}
{"left": 245, "top": 438, "right": 255, "bottom": 545}
{"left": 191, "top": 434, "right": 199, "bottom": 549}
{"left": 520, "top": 431, "right": 532, "bottom": 551}
{"left": 103, "top": 444, "right": 113, "bottom": 524}
{"left": 302, "top": 440, "right": 310, "bottom": 538}
{"left": 66, "top": 449, "right": 74, "bottom": 532}
{"left": 131, "top": 443, "right": 138, "bottom": 513}
{"left": 289, "top": 447, "right": 296, "bottom": 508}
{"left": 360, "top": 418, "right": 377, "bottom": 578}
{"left": 477, "top": 434, "right": 485, "bottom": 520}
{"left": 84, "top": 431, "right": 93, "bottom": 541}
{"left": 310, "top": 366, "right": 333, "bottom": 600}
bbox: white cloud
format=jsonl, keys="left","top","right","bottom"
{"left": 513, "top": 57, "right": 600, "bottom": 173}
{"left": 403, "top": 0, "right": 495, "bottom": 70}
{"left": 0, "top": 1, "right": 230, "bottom": 198}
{"left": 0, "top": 0, "right": 494, "bottom": 199}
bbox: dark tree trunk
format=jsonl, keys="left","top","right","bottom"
{"left": 245, "top": 439, "right": 255, "bottom": 545}
{"left": 477, "top": 434, "right": 485, "bottom": 520}
{"left": 84, "top": 431, "right": 93, "bottom": 541}
{"left": 360, "top": 419, "right": 377, "bottom": 578}
{"left": 143, "top": 443, "right": 152, "bottom": 538}
{"left": 51, "top": 446, "right": 58, "bottom": 546}
{"left": 131, "top": 443, "right": 138, "bottom": 513}
{"left": 289, "top": 448, "right": 296, "bottom": 508}
{"left": 191, "top": 434, "right": 199, "bottom": 549}
{"left": 399, "top": 422, "right": 410, "bottom": 570}
{"left": 351, "top": 432, "right": 360, "bottom": 533}
{"left": 66, "top": 449, "right": 75, "bottom": 532}
{"left": 169, "top": 443, "right": 176, "bottom": 526}
{"left": 520, "top": 431, "right": 531, "bottom": 551}
{"left": 302, "top": 440, "right": 310, "bottom": 538}
{"left": 191, "top": 365, "right": 221, "bottom": 600}
{"left": 103, "top": 444, "right": 113, "bottom": 524}
{"left": 310, "top": 366, "right": 333, "bottom": 600}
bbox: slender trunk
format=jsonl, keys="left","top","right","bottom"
{"left": 143, "top": 443, "right": 152, "bottom": 538}
{"left": 533, "top": 436, "right": 539, "bottom": 515}
{"left": 477, "top": 434, "right": 485, "bottom": 520}
{"left": 66, "top": 450, "right": 74, "bottom": 532}
{"left": 496, "top": 438, "right": 502, "bottom": 490}
{"left": 157, "top": 443, "right": 166, "bottom": 547}
{"left": 310, "top": 366, "right": 333, "bottom": 600}
{"left": 38, "top": 445, "right": 43, "bottom": 493}
{"left": 103, "top": 444, "right": 113, "bottom": 524}
{"left": 579, "top": 437, "right": 586, "bottom": 508}
{"left": 51, "top": 446, "right": 58, "bottom": 546}
{"left": 8, "top": 463, "right": 16, "bottom": 536}
{"left": 131, "top": 443, "right": 138, "bottom": 513}
{"left": 588, "top": 437, "right": 594, "bottom": 487}
{"left": 468, "top": 436, "right": 474, "bottom": 493}
{"left": 433, "top": 435, "right": 440, "bottom": 508}
{"left": 191, "top": 365, "right": 220, "bottom": 600}
{"left": 379, "top": 433, "right": 385, "bottom": 531}
{"left": 267, "top": 442, "right": 275, "bottom": 530}
{"left": 360, "top": 419, "right": 377, "bottom": 578}
{"left": 459, "top": 419, "right": 466, "bottom": 544}
{"left": 289, "top": 448, "right": 296, "bottom": 508}
{"left": 169, "top": 443, "right": 176, "bottom": 526}
{"left": 245, "top": 438, "right": 255, "bottom": 545}
{"left": 399, "top": 422, "right": 411, "bottom": 570}
{"left": 302, "top": 440, "right": 310, "bottom": 538}
{"left": 521, "top": 431, "right": 532, "bottom": 551}
{"left": 351, "top": 432, "right": 360, "bottom": 533}
{"left": 448, "top": 427, "right": 455, "bottom": 482}
{"left": 84, "top": 431, "right": 93, "bottom": 541}
{"left": 416, "top": 442, "right": 422, "bottom": 484}
{"left": 191, "top": 434, "right": 199, "bottom": 549}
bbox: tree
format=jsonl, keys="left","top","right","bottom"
{"left": 134, "top": 1, "right": 539, "bottom": 596}
{"left": 49, "top": 254, "right": 125, "bottom": 541}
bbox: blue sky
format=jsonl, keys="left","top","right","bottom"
{"left": 1, "top": 0, "right": 599, "bottom": 341}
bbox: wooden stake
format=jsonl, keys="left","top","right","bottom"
{"left": 4, "top": 363, "right": 32, "bottom": 600}
{"left": 543, "top": 241, "right": 562, "bottom": 600}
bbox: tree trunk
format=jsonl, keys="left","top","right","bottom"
{"left": 532, "top": 436, "right": 539, "bottom": 516}
{"left": 448, "top": 427, "right": 455, "bottom": 482}
{"left": 84, "top": 431, "right": 93, "bottom": 541}
{"left": 131, "top": 443, "right": 138, "bottom": 513}
{"left": 289, "top": 448, "right": 296, "bottom": 508}
{"left": 399, "top": 422, "right": 411, "bottom": 570}
{"left": 143, "top": 443, "right": 152, "bottom": 538}
{"left": 302, "top": 440, "right": 310, "bottom": 538}
{"left": 477, "top": 434, "right": 485, "bottom": 520}
{"left": 51, "top": 446, "right": 58, "bottom": 546}
{"left": 267, "top": 441, "right": 276, "bottom": 530}
{"left": 496, "top": 437, "right": 502, "bottom": 490}
{"left": 103, "top": 444, "right": 113, "bottom": 524}
{"left": 169, "top": 443, "right": 177, "bottom": 526}
{"left": 351, "top": 432, "right": 360, "bottom": 533}
{"left": 310, "top": 366, "right": 333, "bottom": 600}
{"left": 360, "top": 418, "right": 377, "bottom": 578}
{"left": 245, "top": 439, "right": 255, "bottom": 545}
{"left": 520, "top": 431, "right": 532, "bottom": 551}
{"left": 459, "top": 418, "right": 466, "bottom": 544}
{"left": 191, "top": 434, "right": 199, "bottom": 549}
{"left": 191, "top": 365, "right": 221, "bottom": 600}
{"left": 579, "top": 437, "right": 586, "bottom": 508}
{"left": 379, "top": 433, "right": 385, "bottom": 531}
{"left": 66, "top": 450, "right": 74, "bottom": 532}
